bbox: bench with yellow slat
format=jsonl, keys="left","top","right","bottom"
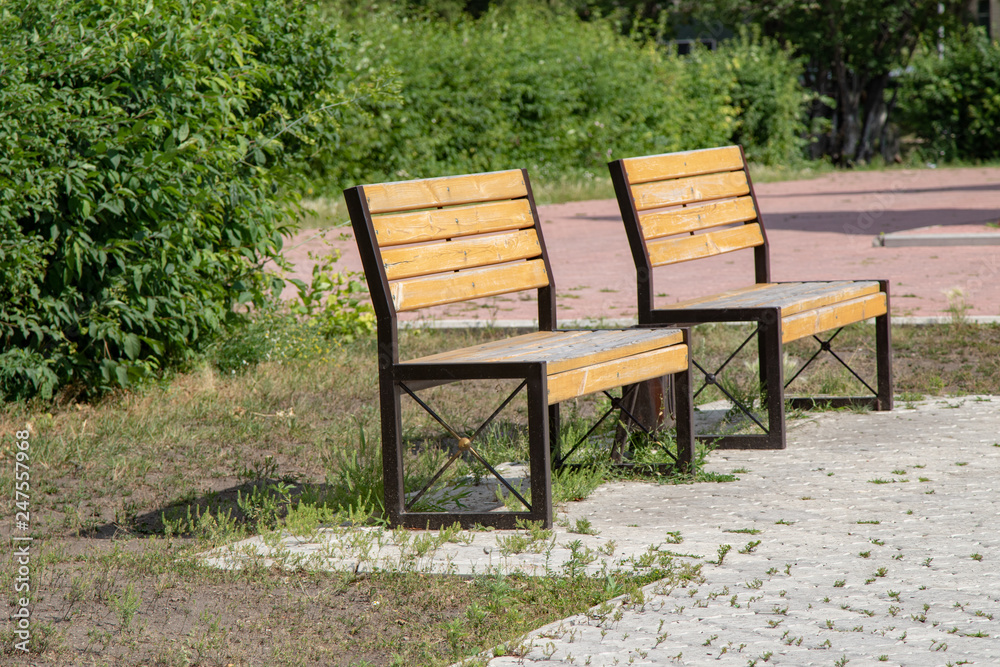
{"left": 609, "top": 145, "right": 893, "bottom": 451}
{"left": 344, "top": 168, "right": 694, "bottom": 530}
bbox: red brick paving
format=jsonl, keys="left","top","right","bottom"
{"left": 279, "top": 166, "right": 1000, "bottom": 322}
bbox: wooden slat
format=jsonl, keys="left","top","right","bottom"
{"left": 408, "top": 329, "right": 684, "bottom": 374}
{"left": 667, "top": 281, "right": 882, "bottom": 316}
{"left": 639, "top": 196, "right": 758, "bottom": 240}
{"left": 381, "top": 229, "right": 543, "bottom": 281}
{"left": 373, "top": 199, "right": 535, "bottom": 247}
{"left": 781, "top": 293, "right": 888, "bottom": 343}
{"left": 631, "top": 171, "right": 750, "bottom": 212}
{"left": 623, "top": 146, "right": 745, "bottom": 185}
{"left": 777, "top": 282, "right": 881, "bottom": 318}
{"left": 668, "top": 283, "right": 776, "bottom": 309}
{"left": 547, "top": 344, "right": 689, "bottom": 405}
{"left": 407, "top": 331, "right": 590, "bottom": 365}
{"left": 364, "top": 170, "right": 527, "bottom": 215}
{"left": 646, "top": 223, "right": 764, "bottom": 266}
{"left": 391, "top": 258, "right": 548, "bottom": 312}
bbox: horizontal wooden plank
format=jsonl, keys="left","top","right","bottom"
{"left": 781, "top": 293, "right": 888, "bottom": 343}
{"left": 623, "top": 146, "right": 744, "bottom": 185}
{"left": 639, "top": 196, "right": 758, "bottom": 240}
{"left": 407, "top": 329, "right": 684, "bottom": 375}
{"left": 373, "top": 199, "right": 535, "bottom": 247}
{"left": 777, "top": 282, "right": 882, "bottom": 317}
{"left": 547, "top": 344, "right": 689, "bottom": 405}
{"left": 631, "top": 171, "right": 750, "bottom": 212}
{"left": 381, "top": 229, "right": 543, "bottom": 281}
{"left": 364, "top": 170, "right": 527, "bottom": 215}
{"left": 646, "top": 223, "right": 764, "bottom": 267}
{"left": 666, "top": 281, "right": 882, "bottom": 316}
{"left": 406, "top": 331, "right": 591, "bottom": 365}
{"left": 391, "top": 258, "right": 548, "bottom": 312}
{"left": 668, "top": 283, "right": 776, "bottom": 309}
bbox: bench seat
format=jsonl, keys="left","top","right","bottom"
{"left": 658, "top": 281, "right": 888, "bottom": 343}
{"left": 405, "top": 328, "right": 687, "bottom": 404}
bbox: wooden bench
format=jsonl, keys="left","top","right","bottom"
{"left": 608, "top": 145, "right": 892, "bottom": 450}
{"left": 344, "top": 168, "right": 694, "bottom": 529}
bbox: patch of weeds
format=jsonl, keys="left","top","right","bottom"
{"left": 833, "top": 579, "right": 846, "bottom": 588}
{"left": 712, "top": 544, "right": 732, "bottom": 566}
{"left": 971, "top": 553, "right": 983, "bottom": 561}
{"left": 738, "top": 540, "right": 761, "bottom": 554}
{"left": 774, "top": 519, "right": 794, "bottom": 525}
{"left": 724, "top": 527, "right": 762, "bottom": 535}
{"left": 568, "top": 518, "right": 598, "bottom": 535}
{"left": 868, "top": 478, "right": 893, "bottom": 484}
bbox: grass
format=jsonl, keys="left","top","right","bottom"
{"left": 3, "top": 317, "right": 1000, "bottom": 664}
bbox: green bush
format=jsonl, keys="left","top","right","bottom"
{"left": 702, "top": 27, "right": 808, "bottom": 165}
{"left": 897, "top": 27, "right": 1000, "bottom": 162}
{"left": 0, "top": 0, "right": 378, "bottom": 400}
{"left": 318, "top": 3, "right": 737, "bottom": 189}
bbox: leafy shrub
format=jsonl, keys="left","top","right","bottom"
{"left": 0, "top": 0, "right": 379, "bottom": 399}
{"left": 702, "top": 27, "right": 808, "bottom": 165}
{"left": 319, "top": 2, "right": 737, "bottom": 189}
{"left": 897, "top": 27, "right": 1000, "bottom": 162}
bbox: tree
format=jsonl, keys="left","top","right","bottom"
{"left": 688, "top": 1, "right": 969, "bottom": 165}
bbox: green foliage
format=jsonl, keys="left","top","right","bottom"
{"left": 704, "top": 27, "right": 807, "bottom": 165}
{"left": 0, "top": 0, "right": 381, "bottom": 400}
{"left": 898, "top": 27, "right": 1000, "bottom": 162}
{"left": 323, "top": 2, "right": 736, "bottom": 189}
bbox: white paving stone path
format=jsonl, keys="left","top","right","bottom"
{"left": 485, "top": 396, "right": 1000, "bottom": 667}
{"left": 207, "top": 396, "right": 1000, "bottom": 666}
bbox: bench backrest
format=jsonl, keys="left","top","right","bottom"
{"left": 609, "top": 145, "right": 770, "bottom": 272}
{"left": 343, "top": 169, "right": 556, "bottom": 357}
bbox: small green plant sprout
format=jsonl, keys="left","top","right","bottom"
{"left": 859, "top": 551, "right": 871, "bottom": 558}
{"left": 877, "top": 655, "right": 888, "bottom": 661}
{"left": 874, "top": 567, "right": 888, "bottom": 577}
{"left": 891, "top": 468, "right": 907, "bottom": 475}
{"left": 724, "top": 527, "right": 762, "bottom": 535}
{"left": 739, "top": 540, "right": 762, "bottom": 554}
{"left": 834, "top": 654, "right": 850, "bottom": 667}
{"left": 713, "top": 544, "right": 733, "bottom": 566}
{"left": 887, "top": 590, "right": 900, "bottom": 600}
{"left": 919, "top": 476, "right": 931, "bottom": 482}
{"left": 833, "top": 579, "right": 846, "bottom": 588}
{"left": 784, "top": 563, "right": 792, "bottom": 575}
{"left": 731, "top": 467, "right": 750, "bottom": 474}
{"left": 746, "top": 578, "right": 763, "bottom": 589}
{"left": 923, "top": 557, "right": 934, "bottom": 567}
{"left": 868, "top": 478, "right": 893, "bottom": 484}
{"left": 871, "top": 538, "right": 885, "bottom": 546}
{"left": 570, "top": 518, "right": 598, "bottom": 535}
{"left": 703, "top": 634, "right": 718, "bottom": 646}
{"left": 775, "top": 519, "right": 794, "bottom": 525}
{"left": 766, "top": 567, "right": 778, "bottom": 575}
{"left": 971, "top": 553, "right": 984, "bottom": 561}
{"left": 856, "top": 519, "right": 881, "bottom": 524}
{"left": 664, "top": 530, "right": 683, "bottom": 544}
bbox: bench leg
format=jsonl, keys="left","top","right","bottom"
{"left": 379, "top": 374, "right": 406, "bottom": 526}
{"left": 528, "top": 370, "right": 554, "bottom": 528}
{"left": 875, "top": 280, "right": 894, "bottom": 411}
{"left": 673, "top": 355, "right": 696, "bottom": 473}
{"left": 758, "top": 313, "right": 787, "bottom": 449}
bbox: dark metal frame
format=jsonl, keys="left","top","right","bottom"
{"left": 345, "top": 170, "right": 694, "bottom": 528}
{"left": 609, "top": 147, "right": 893, "bottom": 450}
